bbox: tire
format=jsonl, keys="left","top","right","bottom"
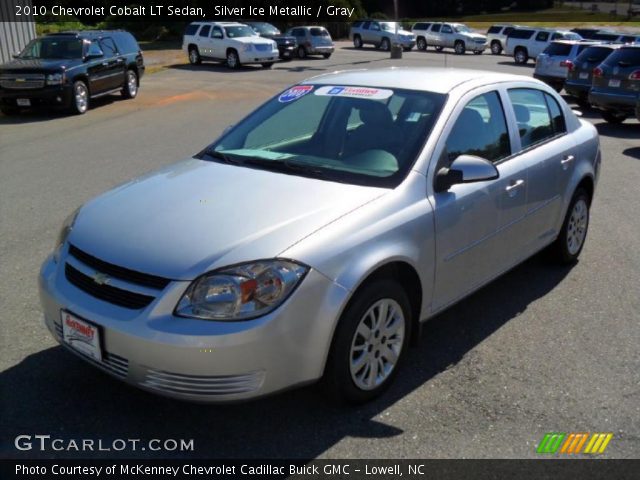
{"left": 69, "top": 80, "right": 89, "bottom": 115}
{"left": 514, "top": 47, "right": 528, "bottom": 64}
{"left": 417, "top": 37, "right": 427, "bottom": 51}
{"left": 549, "top": 189, "right": 590, "bottom": 264}
{"left": 121, "top": 69, "right": 138, "bottom": 99}
{"left": 323, "top": 279, "right": 412, "bottom": 404}
{"left": 454, "top": 41, "right": 466, "bottom": 55}
{"left": 188, "top": 46, "right": 201, "bottom": 65}
{"left": 380, "top": 37, "right": 391, "bottom": 51}
{"left": 297, "top": 45, "right": 307, "bottom": 59}
{"left": 434, "top": 45, "right": 444, "bottom": 52}
{"left": 323, "top": 53, "right": 331, "bottom": 59}
{"left": 261, "top": 62, "right": 274, "bottom": 69}
{"left": 601, "top": 110, "right": 627, "bottom": 124}
{"left": 226, "top": 49, "right": 240, "bottom": 69}
{"left": 353, "top": 35, "right": 363, "bottom": 49}
{"left": 490, "top": 41, "right": 502, "bottom": 55}
{"left": 0, "top": 106, "right": 19, "bottom": 116}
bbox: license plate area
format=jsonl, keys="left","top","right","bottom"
{"left": 61, "top": 310, "right": 102, "bottom": 361}
{"left": 16, "top": 98, "right": 31, "bottom": 106}
{"left": 609, "top": 79, "right": 621, "bottom": 88}
{"left": 579, "top": 72, "right": 589, "bottom": 79}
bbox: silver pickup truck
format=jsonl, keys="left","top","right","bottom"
{"left": 412, "top": 22, "right": 487, "bottom": 54}
{"left": 350, "top": 20, "right": 416, "bottom": 51}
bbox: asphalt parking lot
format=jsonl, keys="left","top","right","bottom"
{"left": 1, "top": 42, "right": 639, "bottom": 459}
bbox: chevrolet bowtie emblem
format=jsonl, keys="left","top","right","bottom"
{"left": 92, "top": 272, "right": 110, "bottom": 285}
{"left": 15, "top": 78, "right": 26, "bottom": 82}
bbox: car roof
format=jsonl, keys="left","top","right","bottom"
{"left": 303, "top": 67, "right": 532, "bottom": 94}
{"left": 46, "top": 30, "right": 126, "bottom": 39}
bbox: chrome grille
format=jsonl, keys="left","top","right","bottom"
{"left": 141, "top": 368, "right": 265, "bottom": 396}
{"left": 54, "top": 321, "right": 129, "bottom": 379}
{"left": 0, "top": 73, "right": 45, "bottom": 89}
{"left": 254, "top": 44, "right": 271, "bottom": 52}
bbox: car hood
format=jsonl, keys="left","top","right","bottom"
{"left": 233, "top": 37, "right": 275, "bottom": 46}
{"left": 69, "top": 158, "right": 387, "bottom": 280}
{"left": 0, "top": 58, "right": 82, "bottom": 73}
{"left": 393, "top": 30, "right": 414, "bottom": 37}
{"left": 464, "top": 33, "right": 487, "bottom": 41}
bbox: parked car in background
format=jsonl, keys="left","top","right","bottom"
{"left": 570, "top": 28, "right": 604, "bottom": 40}
{"left": 411, "top": 22, "right": 431, "bottom": 51}
{"left": 350, "top": 20, "right": 416, "bottom": 51}
{"left": 422, "top": 22, "right": 487, "bottom": 54}
{"left": 589, "top": 45, "right": 640, "bottom": 123}
{"left": 486, "top": 24, "right": 518, "bottom": 55}
{"left": 243, "top": 21, "right": 297, "bottom": 60}
{"left": 39, "top": 67, "right": 600, "bottom": 404}
{"left": 0, "top": 30, "right": 143, "bottom": 115}
{"left": 286, "top": 26, "right": 335, "bottom": 58}
{"left": 591, "top": 31, "right": 640, "bottom": 44}
{"left": 183, "top": 22, "right": 279, "bottom": 69}
{"left": 505, "top": 27, "right": 582, "bottom": 64}
{"left": 565, "top": 44, "right": 621, "bottom": 107}
{"left": 534, "top": 40, "right": 600, "bottom": 92}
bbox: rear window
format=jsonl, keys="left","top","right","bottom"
{"left": 543, "top": 42, "right": 571, "bottom": 56}
{"left": 575, "top": 46, "right": 615, "bottom": 64}
{"left": 508, "top": 29, "right": 534, "bottom": 39}
{"left": 184, "top": 24, "right": 200, "bottom": 36}
{"left": 310, "top": 28, "right": 329, "bottom": 37}
{"left": 603, "top": 48, "right": 640, "bottom": 66}
{"left": 487, "top": 26, "right": 502, "bottom": 34}
{"left": 112, "top": 32, "right": 139, "bottom": 54}
{"left": 413, "top": 23, "right": 430, "bottom": 30}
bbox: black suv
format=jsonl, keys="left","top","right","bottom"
{"left": 589, "top": 45, "right": 640, "bottom": 123}
{"left": 0, "top": 30, "right": 144, "bottom": 115}
{"left": 565, "top": 44, "right": 621, "bottom": 108}
{"left": 243, "top": 21, "right": 297, "bottom": 60}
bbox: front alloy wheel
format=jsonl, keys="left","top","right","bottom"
{"left": 297, "top": 46, "right": 307, "bottom": 59}
{"left": 454, "top": 41, "right": 466, "bottom": 55}
{"left": 491, "top": 41, "right": 502, "bottom": 55}
{"left": 380, "top": 38, "right": 391, "bottom": 51}
{"left": 226, "top": 50, "right": 240, "bottom": 69}
{"left": 550, "top": 189, "right": 590, "bottom": 263}
{"left": 514, "top": 48, "right": 528, "bottom": 64}
{"left": 323, "top": 279, "right": 412, "bottom": 404}
{"left": 417, "top": 37, "right": 427, "bottom": 51}
{"left": 70, "top": 80, "right": 89, "bottom": 114}
{"left": 353, "top": 35, "right": 363, "bottom": 48}
{"left": 188, "top": 47, "right": 201, "bottom": 65}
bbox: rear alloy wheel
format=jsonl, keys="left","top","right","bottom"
{"left": 323, "top": 279, "right": 412, "bottom": 404}
{"left": 188, "top": 47, "right": 201, "bottom": 65}
{"left": 226, "top": 49, "right": 240, "bottom": 69}
{"left": 514, "top": 48, "right": 528, "bottom": 64}
{"left": 454, "top": 41, "right": 466, "bottom": 55}
{"left": 550, "top": 189, "right": 590, "bottom": 264}
{"left": 70, "top": 80, "right": 89, "bottom": 115}
{"left": 417, "top": 37, "right": 427, "bottom": 51}
{"left": 121, "top": 70, "right": 138, "bottom": 99}
{"left": 297, "top": 46, "right": 307, "bottom": 59}
{"left": 380, "top": 38, "right": 391, "bottom": 51}
{"left": 490, "top": 41, "right": 502, "bottom": 55}
{"left": 601, "top": 110, "right": 627, "bottom": 124}
{"left": 353, "top": 35, "right": 363, "bottom": 48}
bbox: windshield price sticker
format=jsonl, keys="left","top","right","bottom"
{"left": 278, "top": 85, "right": 314, "bottom": 103}
{"left": 315, "top": 86, "right": 394, "bottom": 100}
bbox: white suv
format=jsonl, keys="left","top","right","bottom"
{"left": 419, "top": 22, "right": 487, "bottom": 55}
{"left": 183, "top": 22, "right": 279, "bottom": 69}
{"left": 505, "top": 27, "right": 582, "bottom": 64}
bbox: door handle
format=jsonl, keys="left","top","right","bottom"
{"left": 505, "top": 179, "right": 525, "bottom": 197}
{"left": 561, "top": 154, "right": 575, "bottom": 169}
{"left": 102, "top": 62, "right": 109, "bottom": 66}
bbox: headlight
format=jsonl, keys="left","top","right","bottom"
{"left": 46, "top": 73, "right": 64, "bottom": 85}
{"left": 243, "top": 43, "right": 253, "bottom": 52}
{"left": 175, "top": 260, "right": 308, "bottom": 321}
{"left": 53, "top": 208, "right": 79, "bottom": 263}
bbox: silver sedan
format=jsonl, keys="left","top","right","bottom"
{"left": 39, "top": 68, "right": 600, "bottom": 403}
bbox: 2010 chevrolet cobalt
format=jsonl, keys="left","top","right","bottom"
{"left": 40, "top": 68, "right": 600, "bottom": 403}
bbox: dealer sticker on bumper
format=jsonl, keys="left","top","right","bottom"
{"left": 61, "top": 311, "right": 102, "bottom": 361}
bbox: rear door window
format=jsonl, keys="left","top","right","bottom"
{"left": 431, "top": 24, "right": 441, "bottom": 33}
{"left": 509, "top": 29, "right": 534, "bottom": 39}
{"left": 199, "top": 25, "right": 211, "bottom": 37}
{"left": 442, "top": 25, "right": 453, "bottom": 34}
{"left": 508, "top": 89, "right": 558, "bottom": 149}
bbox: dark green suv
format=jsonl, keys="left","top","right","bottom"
{"left": 589, "top": 45, "right": 640, "bottom": 124}
{"left": 0, "top": 30, "right": 144, "bottom": 115}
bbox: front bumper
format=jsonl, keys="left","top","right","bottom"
{"left": 39, "top": 250, "right": 350, "bottom": 402}
{"left": 589, "top": 88, "right": 639, "bottom": 114}
{"left": 471, "top": 42, "right": 487, "bottom": 52}
{"left": 238, "top": 49, "right": 280, "bottom": 64}
{"left": 0, "top": 84, "right": 73, "bottom": 109}
{"left": 308, "top": 46, "right": 335, "bottom": 55}
{"left": 277, "top": 45, "right": 296, "bottom": 59}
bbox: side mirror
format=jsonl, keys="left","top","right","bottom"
{"left": 12, "top": 53, "right": 20, "bottom": 59}
{"left": 434, "top": 155, "right": 499, "bottom": 192}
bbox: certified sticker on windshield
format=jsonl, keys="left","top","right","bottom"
{"left": 315, "top": 86, "right": 393, "bottom": 100}
{"left": 279, "top": 85, "right": 314, "bottom": 103}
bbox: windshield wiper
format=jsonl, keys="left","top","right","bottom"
{"left": 202, "top": 149, "right": 243, "bottom": 165}
{"left": 242, "top": 157, "right": 327, "bottom": 178}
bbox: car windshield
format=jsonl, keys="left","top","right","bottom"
{"left": 202, "top": 85, "right": 446, "bottom": 188}
{"left": 562, "top": 32, "right": 582, "bottom": 40}
{"left": 18, "top": 37, "right": 83, "bottom": 59}
{"left": 454, "top": 25, "right": 471, "bottom": 33}
{"left": 380, "top": 22, "right": 399, "bottom": 32}
{"left": 224, "top": 26, "right": 256, "bottom": 38}
{"left": 250, "top": 23, "right": 279, "bottom": 35}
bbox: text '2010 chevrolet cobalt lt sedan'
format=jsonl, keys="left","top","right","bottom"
{"left": 40, "top": 68, "right": 600, "bottom": 404}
